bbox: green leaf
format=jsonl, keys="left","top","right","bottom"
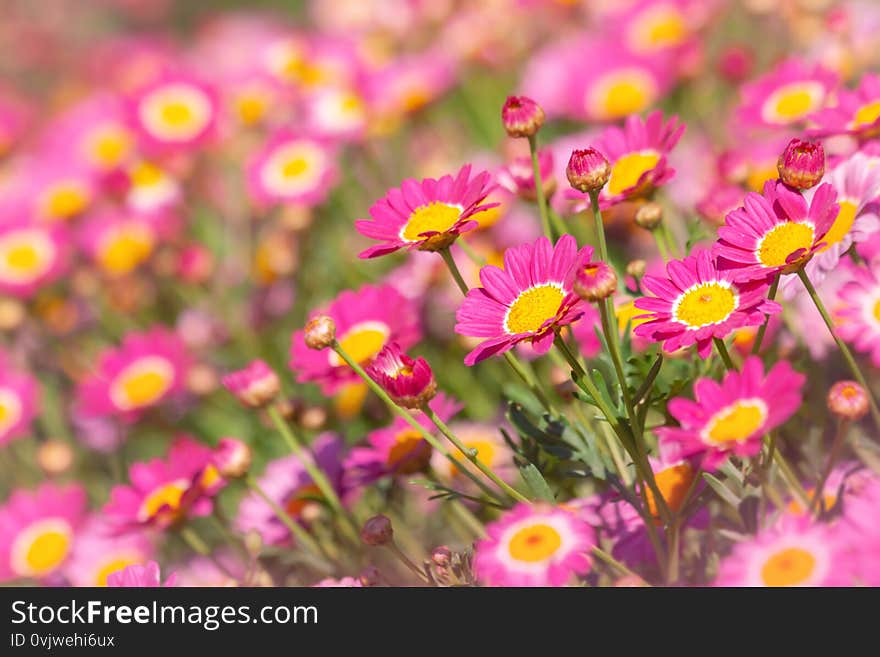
{"left": 702, "top": 472, "right": 742, "bottom": 508}
{"left": 519, "top": 463, "right": 556, "bottom": 502}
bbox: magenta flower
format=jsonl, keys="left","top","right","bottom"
{"left": 656, "top": 357, "right": 805, "bottom": 471}
{"left": 455, "top": 235, "right": 591, "bottom": 365}
{"left": 107, "top": 561, "right": 178, "bottom": 587}
{"left": 355, "top": 164, "right": 496, "bottom": 258}
{"left": 221, "top": 359, "right": 280, "bottom": 408}
{"left": 365, "top": 343, "right": 436, "bottom": 409}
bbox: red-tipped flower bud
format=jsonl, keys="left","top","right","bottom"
{"left": 304, "top": 315, "right": 336, "bottom": 350}
{"left": 213, "top": 437, "right": 252, "bottom": 479}
{"left": 222, "top": 359, "right": 280, "bottom": 408}
{"left": 827, "top": 380, "right": 869, "bottom": 421}
{"left": 573, "top": 260, "right": 618, "bottom": 302}
{"left": 501, "top": 95, "right": 545, "bottom": 138}
{"left": 566, "top": 148, "right": 611, "bottom": 193}
{"left": 365, "top": 342, "right": 437, "bottom": 409}
{"left": 778, "top": 138, "right": 825, "bottom": 190}
{"left": 361, "top": 514, "right": 394, "bottom": 546}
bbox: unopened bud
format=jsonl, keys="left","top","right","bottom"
{"left": 38, "top": 440, "right": 74, "bottom": 476}
{"left": 304, "top": 315, "right": 336, "bottom": 350}
{"left": 360, "top": 514, "right": 394, "bottom": 546}
{"left": 635, "top": 202, "right": 663, "bottom": 230}
{"left": 573, "top": 261, "right": 618, "bottom": 302}
{"left": 626, "top": 259, "right": 647, "bottom": 279}
{"left": 501, "top": 95, "right": 545, "bottom": 138}
{"left": 778, "top": 138, "right": 825, "bottom": 190}
{"left": 213, "top": 437, "right": 252, "bottom": 479}
{"left": 566, "top": 148, "right": 611, "bottom": 193}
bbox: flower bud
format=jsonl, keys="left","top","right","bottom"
{"left": 501, "top": 95, "right": 545, "bottom": 138}
{"left": 365, "top": 343, "right": 437, "bottom": 409}
{"left": 304, "top": 315, "right": 336, "bottom": 350}
{"left": 777, "top": 138, "right": 825, "bottom": 190}
{"left": 431, "top": 545, "right": 452, "bottom": 567}
{"left": 827, "top": 380, "right": 869, "bottom": 421}
{"left": 566, "top": 148, "right": 611, "bottom": 193}
{"left": 222, "top": 360, "right": 280, "bottom": 408}
{"left": 37, "top": 440, "right": 74, "bottom": 476}
{"left": 213, "top": 437, "right": 252, "bottom": 479}
{"left": 360, "top": 514, "right": 394, "bottom": 546}
{"left": 635, "top": 202, "right": 663, "bottom": 230}
{"left": 573, "top": 261, "right": 618, "bottom": 302}
{"left": 626, "top": 259, "right": 647, "bottom": 280}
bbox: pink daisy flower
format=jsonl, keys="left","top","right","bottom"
{"left": 290, "top": 284, "right": 421, "bottom": 394}
{"left": 64, "top": 518, "right": 153, "bottom": 587}
{"left": 713, "top": 180, "right": 840, "bottom": 282}
{"left": 633, "top": 249, "right": 780, "bottom": 358}
{"left": 107, "top": 561, "right": 177, "bottom": 587}
{"left": 0, "top": 219, "right": 68, "bottom": 299}
{"left": 124, "top": 159, "right": 182, "bottom": 214}
{"left": 364, "top": 51, "right": 457, "bottom": 119}
{"left": 474, "top": 503, "right": 595, "bottom": 587}
{"left": 7, "top": 154, "right": 97, "bottom": 224}
{"left": 656, "top": 357, "right": 805, "bottom": 471}
{"left": 717, "top": 135, "right": 789, "bottom": 193}
{"left": 567, "top": 112, "right": 685, "bottom": 209}
{"left": 304, "top": 86, "right": 368, "bottom": 141}
{"left": 79, "top": 209, "right": 163, "bottom": 279}
{"left": 0, "top": 483, "right": 87, "bottom": 583}
{"left": 129, "top": 72, "right": 218, "bottom": 153}
{"left": 836, "top": 259, "right": 880, "bottom": 367}
{"left": 521, "top": 37, "right": 673, "bottom": 123}
{"left": 809, "top": 72, "right": 880, "bottom": 140}
{"left": 736, "top": 58, "right": 837, "bottom": 129}
{"left": 801, "top": 152, "right": 880, "bottom": 280}
{"left": 839, "top": 475, "right": 880, "bottom": 585}
{"left": 455, "top": 235, "right": 591, "bottom": 365}
{"left": 76, "top": 326, "right": 190, "bottom": 420}
{"left": 246, "top": 130, "right": 339, "bottom": 208}
{"left": 344, "top": 395, "right": 461, "bottom": 488}
{"left": 103, "top": 435, "right": 223, "bottom": 532}
{"left": 0, "top": 350, "right": 38, "bottom": 447}
{"left": 714, "top": 514, "right": 855, "bottom": 587}
{"left": 236, "top": 433, "right": 345, "bottom": 546}
{"left": 355, "top": 164, "right": 496, "bottom": 258}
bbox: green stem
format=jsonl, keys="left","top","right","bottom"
{"left": 528, "top": 134, "right": 554, "bottom": 240}
{"left": 587, "top": 190, "right": 609, "bottom": 263}
{"left": 178, "top": 525, "right": 238, "bottom": 579}
{"left": 592, "top": 546, "right": 644, "bottom": 581}
{"left": 751, "top": 274, "right": 779, "bottom": 355}
{"left": 797, "top": 268, "right": 880, "bottom": 427}
{"left": 386, "top": 540, "right": 431, "bottom": 584}
{"left": 267, "top": 405, "right": 359, "bottom": 540}
{"left": 811, "top": 419, "right": 850, "bottom": 515}
{"left": 598, "top": 301, "right": 634, "bottom": 425}
{"left": 653, "top": 231, "right": 670, "bottom": 263}
{"left": 424, "top": 407, "right": 531, "bottom": 504}
{"left": 772, "top": 446, "right": 811, "bottom": 510}
{"left": 330, "top": 341, "right": 506, "bottom": 505}
{"left": 457, "top": 239, "right": 486, "bottom": 267}
{"left": 244, "top": 474, "right": 329, "bottom": 561}
{"left": 440, "top": 247, "right": 469, "bottom": 296}
{"left": 713, "top": 337, "right": 736, "bottom": 371}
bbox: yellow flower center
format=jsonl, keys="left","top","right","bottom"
{"left": 762, "top": 82, "right": 824, "bottom": 123}
{"left": 588, "top": 69, "right": 656, "bottom": 120}
{"left": 0, "top": 231, "right": 54, "bottom": 283}
{"left": 44, "top": 184, "right": 89, "bottom": 220}
{"left": 850, "top": 100, "right": 880, "bottom": 130}
{"left": 0, "top": 388, "right": 23, "bottom": 435}
{"left": 328, "top": 321, "right": 389, "bottom": 367}
{"left": 760, "top": 547, "right": 816, "bottom": 586}
{"left": 139, "top": 479, "right": 188, "bottom": 521}
{"left": 874, "top": 299, "right": 880, "bottom": 324}
{"left": 387, "top": 429, "right": 427, "bottom": 473}
{"left": 756, "top": 222, "right": 815, "bottom": 267}
{"left": 703, "top": 399, "right": 767, "bottom": 445}
{"left": 788, "top": 488, "right": 837, "bottom": 515}
{"left": 633, "top": 7, "right": 687, "bottom": 49}
{"left": 673, "top": 282, "right": 737, "bottom": 328}
{"left": 160, "top": 101, "right": 194, "bottom": 127}
{"left": 820, "top": 199, "right": 858, "bottom": 250}
{"left": 746, "top": 164, "right": 779, "bottom": 192}
{"left": 235, "top": 93, "right": 268, "bottom": 125}
{"left": 508, "top": 523, "right": 563, "bottom": 563}
{"left": 282, "top": 157, "right": 309, "bottom": 179}
{"left": 400, "top": 202, "right": 462, "bottom": 242}
{"left": 334, "top": 382, "right": 368, "bottom": 419}
{"left": 505, "top": 284, "right": 565, "bottom": 334}
{"left": 608, "top": 151, "right": 661, "bottom": 196}
{"left": 109, "top": 356, "right": 175, "bottom": 411}
{"left": 20, "top": 523, "right": 71, "bottom": 577}
{"left": 402, "top": 87, "right": 430, "bottom": 113}
{"left": 95, "top": 555, "right": 141, "bottom": 586}
{"left": 645, "top": 462, "right": 695, "bottom": 518}
{"left": 87, "top": 125, "right": 132, "bottom": 168}
{"left": 617, "top": 299, "right": 651, "bottom": 334}
{"left": 130, "top": 162, "right": 165, "bottom": 188}
{"left": 98, "top": 224, "right": 155, "bottom": 276}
